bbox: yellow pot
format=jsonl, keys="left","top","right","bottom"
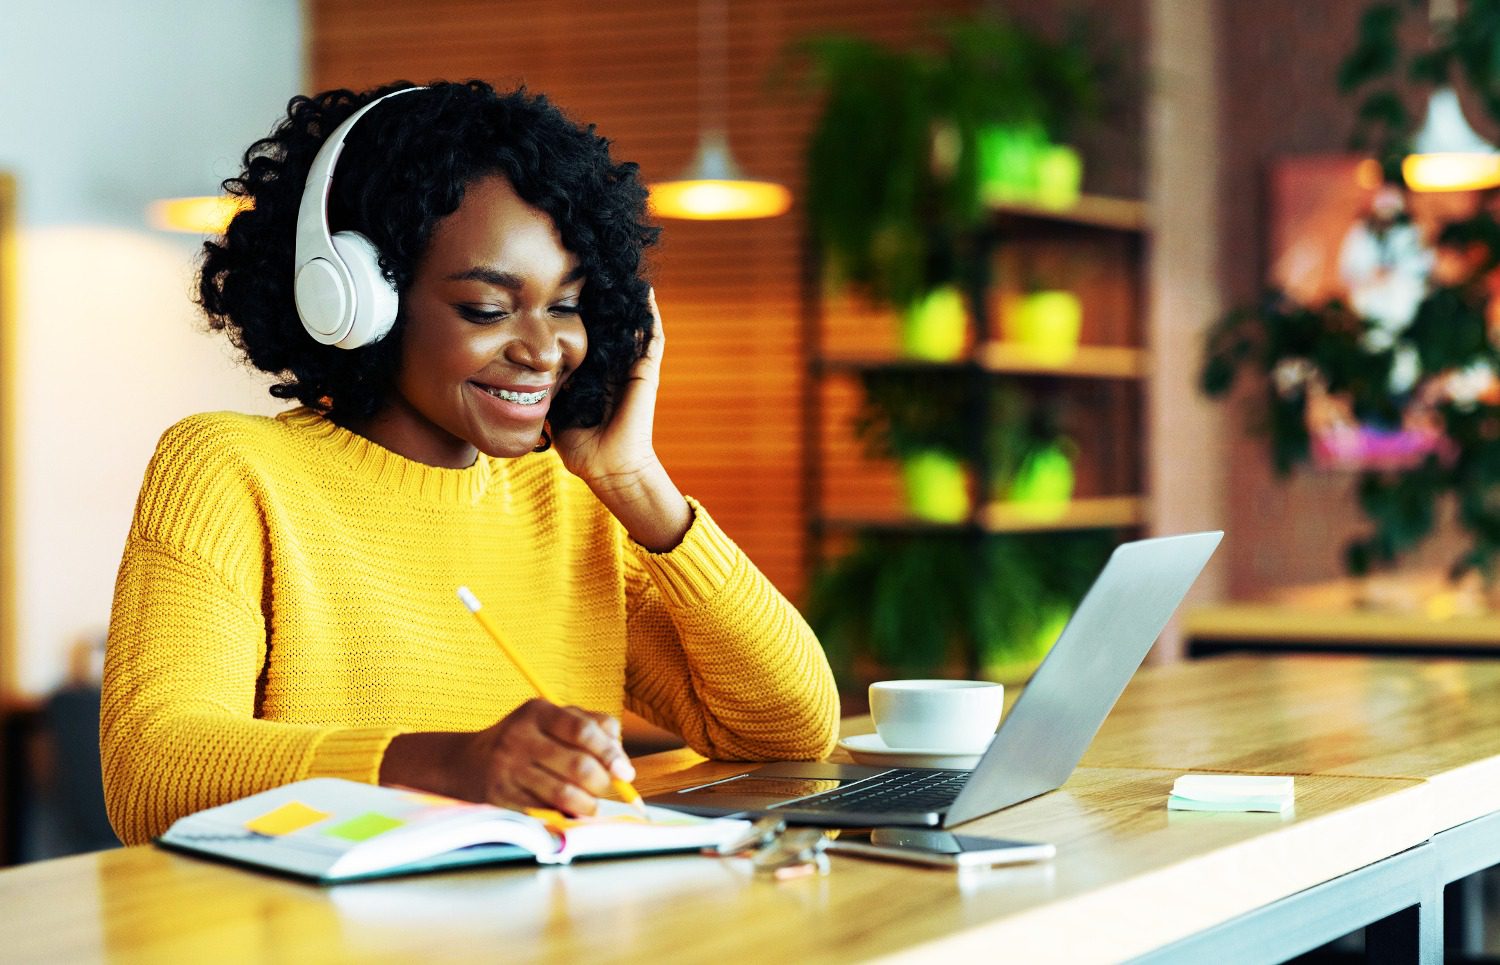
{"left": 1004, "top": 290, "right": 1082, "bottom": 364}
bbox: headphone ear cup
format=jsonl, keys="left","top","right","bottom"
{"left": 330, "top": 231, "right": 399, "bottom": 348}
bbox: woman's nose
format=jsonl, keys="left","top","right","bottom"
{"left": 503, "top": 310, "right": 565, "bottom": 370}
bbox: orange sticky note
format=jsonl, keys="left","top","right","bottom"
{"left": 245, "top": 801, "right": 330, "bottom": 836}
{"left": 403, "top": 791, "right": 465, "bottom": 808}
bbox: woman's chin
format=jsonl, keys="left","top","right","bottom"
{"left": 472, "top": 426, "right": 549, "bottom": 459}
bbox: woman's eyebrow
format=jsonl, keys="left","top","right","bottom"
{"left": 445, "top": 267, "right": 524, "bottom": 289}
{"left": 445, "top": 265, "right": 587, "bottom": 288}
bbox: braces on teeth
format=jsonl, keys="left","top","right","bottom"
{"left": 486, "top": 387, "right": 546, "bottom": 405}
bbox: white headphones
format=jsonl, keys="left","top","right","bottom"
{"left": 293, "top": 86, "right": 425, "bottom": 349}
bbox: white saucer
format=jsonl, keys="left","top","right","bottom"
{"left": 837, "top": 733, "right": 995, "bottom": 769}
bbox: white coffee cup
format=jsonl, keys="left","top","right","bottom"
{"left": 868, "top": 679, "right": 1004, "bottom": 750}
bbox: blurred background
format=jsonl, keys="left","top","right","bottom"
{"left": 7, "top": 0, "right": 1500, "bottom": 871}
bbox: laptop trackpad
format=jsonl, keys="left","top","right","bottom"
{"left": 647, "top": 761, "right": 893, "bottom": 815}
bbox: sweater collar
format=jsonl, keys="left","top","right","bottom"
{"left": 279, "top": 407, "right": 497, "bottom": 504}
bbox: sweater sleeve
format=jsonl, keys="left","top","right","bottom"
{"left": 99, "top": 422, "right": 400, "bottom": 846}
{"left": 621, "top": 497, "right": 840, "bottom": 761}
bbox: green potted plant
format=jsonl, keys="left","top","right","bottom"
{"left": 794, "top": 15, "right": 1100, "bottom": 351}
{"left": 1204, "top": 1, "right": 1500, "bottom": 582}
{"left": 987, "top": 384, "right": 1077, "bottom": 519}
{"left": 853, "top": 369, "right": 976, "bottom": 522}
{"left": 814, "top": 374, "right": 1087, "bottom": 680}
{"left": 795, "top": 15, "right": 1111, "bottom": 683}
{"left": 807, "top": 529, "right": 1114, "bottom": 684}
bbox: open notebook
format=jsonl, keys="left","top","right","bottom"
{"left": 155, "top": 778, "right": 750, "bottom": 883}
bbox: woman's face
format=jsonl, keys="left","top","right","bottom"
{"left": 371, "top": 175, "right": 588, "bottom": 467}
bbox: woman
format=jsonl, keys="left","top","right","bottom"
{"left": 100, "top": 80, "right": 839, "bottom": 846}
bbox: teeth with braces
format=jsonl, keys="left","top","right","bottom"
{"left": 484, "top": 386, "right": 547, "bottom": 405}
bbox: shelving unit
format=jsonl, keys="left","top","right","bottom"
{"left": 818, "top": 344, "right": 1148, "bottom": 379}
{"left": 820, "top": 496, "right": 1146, "bottom": 534}
{"left": 802, "top": 193, "right": 1150, "bottom": 678}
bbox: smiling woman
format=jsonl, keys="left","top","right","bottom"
{"left": 357, "top": 175, "right": 590, "bottom": 469}
{"left": 98, "top": 81, "right": 839, "bottom": 846}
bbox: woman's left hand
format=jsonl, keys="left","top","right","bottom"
{"left": 555, "top": 288, "right": 692, "bottom": 552}
{"left": 554, "top": 287, "right": 664, "bottom": 489}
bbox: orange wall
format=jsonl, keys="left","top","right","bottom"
{"left": 309, "top": 0, "right": 1147, "bottom": 603}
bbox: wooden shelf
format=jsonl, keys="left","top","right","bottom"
{"left": 986, "top": 194, "right": 1149, "bottom": 233}
{"left": 820, "top": 496, "right": 1147, "bottom": 535}
{"left": 819, "top": 513, "right": 973, "bottom": 533}
{"left": 979, "top": 343, "right": 1147, "bottom": 379}
{"left": 978, "top": 495, "right": 1146, "bottom": 533}
{"left": 815, "top": 352, "right": 974, "bottom": 373}
{"left": 818, "top": 343, "right": 1148, "bottom": 380}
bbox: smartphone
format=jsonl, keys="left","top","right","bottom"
{"left": 825, "top": 828, "right": 1056, "bottom": 869}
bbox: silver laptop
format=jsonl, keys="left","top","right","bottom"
{"left": 648, "top": 531, "right": 1222, "bottom": 828}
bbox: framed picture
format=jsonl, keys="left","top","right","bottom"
{"left": 1268, "top": 155, "right": 1485, "bottom": 470}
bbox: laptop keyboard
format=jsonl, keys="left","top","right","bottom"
{"left": 773, "top": 768, "right": 970, "bottom": 814}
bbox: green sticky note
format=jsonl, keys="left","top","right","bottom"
{"left": 244, "top": 800, "right": 330, "bottom": 836}
{"left": 324, "top": 812, "right": 405, "bottom": 842}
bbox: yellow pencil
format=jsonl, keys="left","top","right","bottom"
{"left": 456, "top": 586, "right": 648, "bottom": 816}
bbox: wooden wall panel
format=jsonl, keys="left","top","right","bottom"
{"left": 310, "top": 0, "right": 974, "bottom": 600}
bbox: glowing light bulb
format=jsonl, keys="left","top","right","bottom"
{"left": 147, "top": 195, "right": 250, "bottom": 234}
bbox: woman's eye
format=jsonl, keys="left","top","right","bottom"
{"left": 549, "top": 304, "right": 581, "bottom": 318}
{"left": 457, "top": 305, "right": 510, "bottom": 324}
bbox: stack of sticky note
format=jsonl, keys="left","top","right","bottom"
{"left": 1167, "top": 774, "right": 1295, "bottom": 813}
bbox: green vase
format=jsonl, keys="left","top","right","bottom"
{"left": 978, "top": 125, "right": 1084, "bottom": 209}
{"left": 1034, "top": 145, "right": 1083, "bottom": 209}
{"left": 1002, "top": 442, "right": 1075, "bottom": 523}
{"left": 977, "top": 124, "right": 1048, "bottom": 204}
{"left": 1004, "top": 290, "right": 1082, "bottom": 363}
{"left": 901, "top": 450, "right": 971, "bottom": 523}
{"left": 900, "top": 286, "right": 968, "bottom": 360}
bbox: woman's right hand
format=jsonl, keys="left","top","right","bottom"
{"left": 379, "top": 699, "right": 637, "bottom": 815}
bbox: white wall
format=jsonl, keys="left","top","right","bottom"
{"left": 0, "top": 0, "right": 306, "bottom": 695}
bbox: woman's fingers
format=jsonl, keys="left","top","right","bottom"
{"left": 519, "top": 762, "right": 603, "bottom": 816}
{"left": 478, "top": 700, "right": 635, "bottom": 815}
{"left": 641, "top": 287, "right": 665, "bottom": 368}
{"left": 538, "top": 704, "right": 636, "bottom": 782}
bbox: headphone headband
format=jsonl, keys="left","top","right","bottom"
{"left": 293, "top": 86, "right": 426, "bottom": 348}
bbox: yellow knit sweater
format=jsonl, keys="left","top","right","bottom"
{"left": 101, "top": 408, "right": 839, "bottom": 845}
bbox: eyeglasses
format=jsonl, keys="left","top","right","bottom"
{"left": 713, "top": 816, "right": 831, "bottom": 880}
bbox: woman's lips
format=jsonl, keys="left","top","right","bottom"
{"left": 468, "top": 380, "right": 552, "bottom": 421}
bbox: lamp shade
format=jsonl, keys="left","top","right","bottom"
{"left": 148, "top": 195, "right": 249, "bottom": 234}
{"left": 648, "top": 132, "right": 791, "bottom": 221}
{"left": 1402, "top": 86, "right": 1500, "bottom": 192}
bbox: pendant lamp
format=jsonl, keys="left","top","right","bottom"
{"left": 1404, "top": 0, "right": 1500, "bottom": 192}
{"left": 1403, "top": 86, "right": 1500, "bottom": 191}
{"left": 648, "top": 0, "right": 791, "bottom": 220}
{"left": 147, "top": 195, "right": 249, "bottom": 234}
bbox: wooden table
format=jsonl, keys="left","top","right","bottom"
{"left": 1086, "top": 653, "right": 1500, "bottom": 961}
{"left": 0, "top": 654, "right": 1490, "bottom": 964}
{"left": 1085, "top": 654, "right": 1500, "bottom": 831}
{"left": 1184, "top": 603, "right": 1500, "bottom": 658}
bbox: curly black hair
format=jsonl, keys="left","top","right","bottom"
{"left": 199, "top": 80, "right": 660, "bottom": 432}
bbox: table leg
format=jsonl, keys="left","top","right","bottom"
{"left": 1133, "top": 844, "right": 1440, "bottom": 964}
{"left": 1364, "top": 896, "right": 1442, "bottom": 965}
{"left": 1444, "top": 874, "right": 1486, "bottom": 957}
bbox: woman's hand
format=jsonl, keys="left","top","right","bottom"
{"left": 379, "top": 699, "right": 637, "bottom": 815}
{"left": 555, "top": 288, "right": 692, "bottom": 551}
{"left": 554, "top": 288, "right": 665, "bottom": 492}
